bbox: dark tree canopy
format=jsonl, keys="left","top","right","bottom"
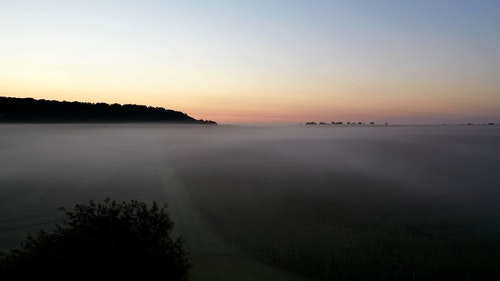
{"left": 0, "top": 199, "right": 191, "bottom": 280}
{"left": 0, "top": 96, "right": 216, "bottom": 124}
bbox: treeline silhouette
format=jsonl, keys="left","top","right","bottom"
{"left": 0, "top": 97, "right": 216, "bottom": 124}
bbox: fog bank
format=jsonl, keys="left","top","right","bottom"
{"left": 1, "top": 124, "right": 499, "bottom": 280}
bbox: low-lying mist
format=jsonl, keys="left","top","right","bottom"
{"left": 1, "top": 124, "right": 500, "bottom": 280}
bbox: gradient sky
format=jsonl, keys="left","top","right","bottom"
{"left": 1, "top": 0, "right": 499, "bottom": 124}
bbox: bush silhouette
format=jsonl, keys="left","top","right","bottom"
{"left": 0, "top": 198, "right": 190, "bottom": 280}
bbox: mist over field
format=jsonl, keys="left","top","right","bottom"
{"left": 1, "top": 124, "right": 500, "bottom": 280}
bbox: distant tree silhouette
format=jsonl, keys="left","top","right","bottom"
{"left": 305, "top": 122, "right": 317, "bottom": 125}
{"left": 0, "top": 198, "right": 191, "bottom": 280}
{"left": 0, "top": 96, "right": 216, "bottom": 124}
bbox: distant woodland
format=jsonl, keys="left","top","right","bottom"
{"left": 0, "top": 97, "right": 216, "bottom": 124}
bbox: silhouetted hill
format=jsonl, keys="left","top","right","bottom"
{"left": 0, "top": 97, "right": 216, "bottom": 124}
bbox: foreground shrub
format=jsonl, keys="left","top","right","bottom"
{"left": 0, "top": 198, "right": 190, "bottom": 280}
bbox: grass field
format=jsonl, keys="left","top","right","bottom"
{"left": 1, "top": 124, "right": 500, "bottom": 280}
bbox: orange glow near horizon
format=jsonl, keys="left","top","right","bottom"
{"left": 1, "top": 79, "right": 498, "bottom": 124}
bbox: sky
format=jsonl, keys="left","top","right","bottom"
{"left": 0, "top": 0, "right": 499, "bottom": 124}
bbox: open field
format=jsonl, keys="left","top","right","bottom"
{"left": 1, "top": 124, "right": 500, "bottom": 280}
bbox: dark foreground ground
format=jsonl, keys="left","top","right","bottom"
{"left": 1, "top": 124, "right": 499, "bottom": 280}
